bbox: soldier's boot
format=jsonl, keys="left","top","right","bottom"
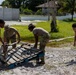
{"left": 40, "top": 57, "right": 45, "bottom": 64}
{"left": 36, "top": 55, "right": 40, "bottom": 64}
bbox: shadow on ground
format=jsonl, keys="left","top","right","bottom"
{"left": 0, "top": 59, "right": 42, "bottom": 71}
{"left": 65, "top": 59, "right": 76, "bottom": 66}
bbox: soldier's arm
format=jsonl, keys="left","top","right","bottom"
{"left": 13, "top": 29, "right": 21, "bottom": 43}
{"left": 0, "top": 37, "right": 4, "bottom": 44}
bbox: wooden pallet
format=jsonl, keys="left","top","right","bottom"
{"left": 0, "top": 44, "right": 43, "bottom": 69}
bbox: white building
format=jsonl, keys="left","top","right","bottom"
{"left": 0, "top": 7, "right": 20, "bottom": 20}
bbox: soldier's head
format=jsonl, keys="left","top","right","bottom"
{"left": 72, "top": 23, "right": 76, "bottom": 32}
{"left": 28, "top": 23, "right": 35, "bottom": 31}
{"left": 0, "top": 19, "right": 5, "bottom": 28}
{"left": 4, "top": 25, "right": 10, "bottom": 30}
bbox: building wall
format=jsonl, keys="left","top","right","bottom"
{"left": 12, "top": 9, "right": 20, "bottom": 20}
{"left": 0, "top": 8, "right": 19, "bottom": 20}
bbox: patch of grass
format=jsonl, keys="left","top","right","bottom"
{"left": 63, "top": 18, "right": 76, "bottom": 22}
{"left": 47, "top": 38, "right": 73, "bottom": 47}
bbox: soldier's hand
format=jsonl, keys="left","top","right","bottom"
{"left": 3, "top": 42, "right": 8, "bottom": 46}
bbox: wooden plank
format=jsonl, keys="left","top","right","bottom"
{"left": 12, "top": 49, "right": 26, "bottom": 58}
{"left": 8, "top": 58, "right": 16, "bottom": 64}
{"left": 7, "top": 61, "right": 11, "bottom": 65}
{"left": 12, "top": 55, "right": 20, "bottom": 61}
{"left": 14, "top": 53, "right": 23, "bottom": 60}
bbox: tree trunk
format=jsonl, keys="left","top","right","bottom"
{"left": 50, "top": 8, "right": 58, "bottom": 32}
{"left": 50, "top": 0, "right": 58, "bottom": 32}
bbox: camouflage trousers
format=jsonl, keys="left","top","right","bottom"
{"left": 36, "top": 37, "right": 49, "bottom": 64}
{"left": 6, "top": 35, "right": 16, "bottom": 48}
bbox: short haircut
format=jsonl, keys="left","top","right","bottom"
{"left": 72, "top": 23, "right": 76, "bottom": 28}
{"left": 28, "top": 23, "right": 35, "bottom": 29}
{"left": 0, "top": 19, "right": 5, "bottom": 24}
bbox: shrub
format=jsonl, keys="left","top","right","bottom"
{"left": 35, "top": 9, "right": 43, "bottom": 15}
{"left": 23, "top": 8, "right": 33, "bottom": 15}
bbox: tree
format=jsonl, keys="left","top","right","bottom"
{"left": 50, "top": 0, "right": 59, "bottom": 32}
{"left": 58, "top": 0, "right": 76, "bottom": 21}
{"left": 1, "top": 0, "right": 23, "bottom": 8}
{"left": 25, "top": 0, "right": 44, "bottom": 11}
{"left": 1, "top": 0, "right": 45, "bottom": 12}
{"left": 1, "top": 0, "right": 10, "bottom": 7}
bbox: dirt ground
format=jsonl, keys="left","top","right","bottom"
{"left": 0, "top": 45, "right": 76, "bottom": 75}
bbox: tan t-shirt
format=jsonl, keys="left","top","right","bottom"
{"left": 33, "top": 27, "right": 50, "bottom": 39}
{"left": 4, "top": 27, "right": 17, "bottom": 38}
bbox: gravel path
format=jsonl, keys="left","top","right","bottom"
{"left": 0, "top": 46, "right": 76, "bottom": 75}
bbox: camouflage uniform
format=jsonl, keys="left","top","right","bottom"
{"left": 4, "top": 26, "right": 17, "bottom": 48}
{"left": 33, "top": 27, "right": 50, "bottom": 64}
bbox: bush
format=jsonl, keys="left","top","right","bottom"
{"left": 20, "top": 7, "right": 24, "bottom": 14}
{"left": 35, "top": 9, "right": 43, "bottom": 15}
{"left": 23, "top": 8, "right": 33, "bottom": 15}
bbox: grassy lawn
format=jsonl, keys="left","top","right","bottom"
{"left": 47, "top": 38, "right": 73, "bottom": 47}
{"left": 1, "top": 19, "right": 76, "bottom": 46}
{"left": 12, "top": 19, "right": 75, "bottom": 41}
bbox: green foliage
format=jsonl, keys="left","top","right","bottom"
{"left": 1, "top": 0, "right": 44, "bottom": 12}
{"left": 58, "top": 0, "right": 76, "bottom": 20}
{"left": 23, "top": 8, "right": 33, "bottom": 15}
{"left": 20, "top": 6, "right": 24, "bottom": 14}
{"left": 6, "top": 0, "right": 22, "bottom": 8}
{"left": 35, "top": 9, "right": 43, "bottom": 15}
{"left": 1, "top": 0, "right": 10, "bottom": 7}
{"left": 26, "top": 0, "right": 44, "bottom": 11}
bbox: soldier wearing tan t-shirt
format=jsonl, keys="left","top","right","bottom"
{"left": 4, "top": 25, "right": 20, "bottom": 48}
{"left": 28, "top": 23, "right": 50, "bottom": 65}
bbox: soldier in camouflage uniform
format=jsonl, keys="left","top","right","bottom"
{"left": 28, "top": 23, "right": 50, "bottom": 65}
{"left": 4, "top": 25, "right": 20, "bottom": 48}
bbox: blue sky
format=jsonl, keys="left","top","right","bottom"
{"left": 0, "top": 0, "right": 4, "bottom": 4}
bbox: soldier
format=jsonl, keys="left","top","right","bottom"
{"left": 4, "top": 25, "right": 20, "bottom": 48}
{"left": 28, "top": 23, "right": 50, "bottom": 65}
{"left": 72, "top": 23, "right": 76, "bottom": 46}
{"left": 0, "top": 19, "right": 8, "bottom": 61}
